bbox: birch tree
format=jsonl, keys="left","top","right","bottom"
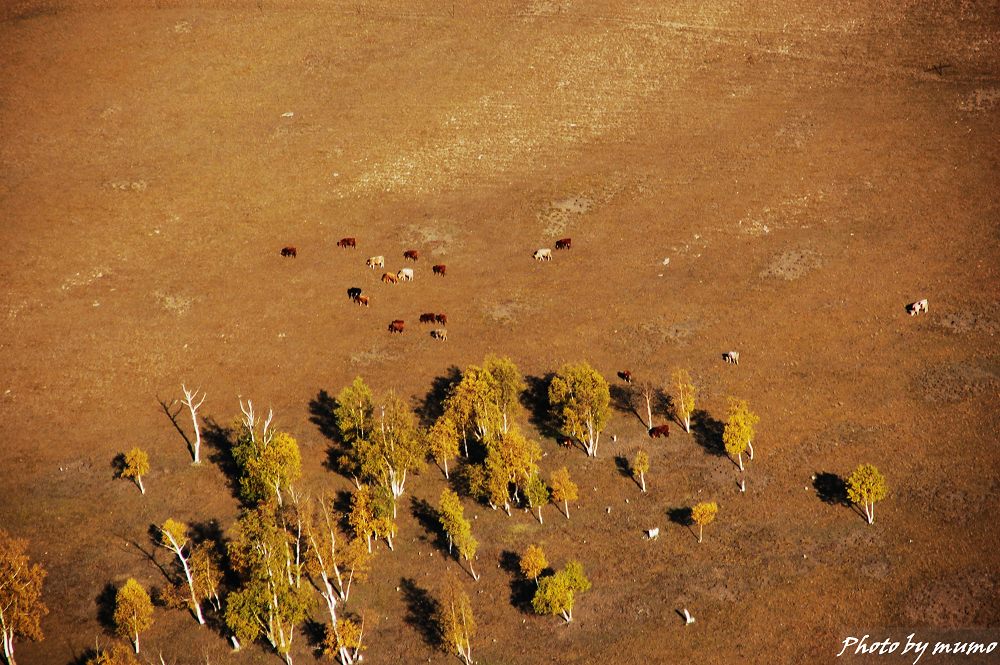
{"left": 306, "top": 495, "right": 370, "bottom": 610}
{"left": 335, "top": 377, "right": 374, "bottom": 445}
{"left": 482, "top": 355, "right": 525, "bottom": 435}
{"left": 525, "top": 473, "right": 549, "bottom": 524}
{"left": 121, "top": 447, "right": 149, "bottom": 495}
{"left": 519, "top": 545, "right": 547, "bottom": 586}
{"left": 633, "top": 449, "right": 649, "bottom": 493}
{"left": 532, "top": 562, "right": 589, "bottom": 623}
{"left": 847, "top": 464, "right": 888, "bottom": 525}
{"left": 189, "top": 542, "right": 223, "bottom": 612}
{"left": 671, "top": 369, "right": 696, "bottom": 433}
{"left": 323, "top": 615, "right": 366, "bottom": 665}
{"left": 548, "top": 362, "right": 611, "bottom": 457}
{"left": 180, "top": 385, "right": 206, "bottom": 464}
{"left": 0, "top": 531, "right": 47, "bottom": 665}
{"left": 233, "top": 403, "right": 301, "bottom": 507}
{"left": 549, "top": 467, "right": 578, "bottom": 519}
{"left": 427, "top": 416, "right": 460, "bottom": 479}
{"left": 438, "top": 575, "right": 475, "bottom": 665}
{"left": 723, "top": 398, "right": 759, "bottom": 466}
{"left": 157, "top": 519, "right": 204, "bottom": 625}
{"left": 691, "top": 502, "right": 718, "bottom": 543}
{"left": 113, "top": 579, "right": 152, "bottom": 654}
{"left": 349, "top": 486, "right": 377, "bottom": 553}
{"left": 226, "top": 507, "right": 310, "bottom": 664}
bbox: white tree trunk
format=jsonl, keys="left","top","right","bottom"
{"left": 537, "top": 507, "right": 543, "bottom": 524}
{"left": 181, "top": 385, "right": 205, "bottom": 464}
{"left": 134, "top": 629, "right": 140, "bottom": 653}
{"left": 443, "top": 457, "right": 450, "bottom": 479}
{"left": 684, "top": 415, "right": 691, "bottom": 434}
{"left": 747, "top": 440, "right": 754, "bottom": 460}
{"left": 640, "top": 473, "right": 646, "bottom": 493}
{"left": 136, "top": 475, "right": 145, "bottom": 495}
{"left": 737, "top": 453, "right": 744, "bottom": 471}
{"left": 166, "top": 536, "right": 205, "bottom": 625}
{"left": 564, "top": 500, "right": 570, "bottom": 520}
{"left": 645, "top": 393, "right": 653, "bottom": 430}
{"left": 3, "top": 628, "right": 15, "bottom": 665}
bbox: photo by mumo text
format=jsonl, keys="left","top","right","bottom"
{"left": 837, "top": 634, "right": 998, "bottom": 664}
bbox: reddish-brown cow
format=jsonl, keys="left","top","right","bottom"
{"left": 355, "top": 295, "right": 370, "bottom": 307}
{"left": 381, "top": 273, "right": 398, "bottom": 284}
{"left": 435, "top": 313, "right": 447, "bottom": 325}
{"left": 617, "top": 370, "right": 632, "bottom": 383}
{"left": 388, "top": 320, "right": 405, "bottom": 333}
{"left": 280, "top": 246, "right": 297, "bottom": 258}
{"left": 555, "top": 238, "right": 572, "bottom": 250}
{"left": 419, "top": 313, "right": 436, "bottom": 323}
{"left": 432, "top": 264, "right": 447, "bottom": 276}
{"left": 337, "top": 237, "right": 357, "bottom": 248}
{"left": 648, "top": 424, "right": 670, "bottom": 438}
{"left": 404, "top": 249, "right": 419, "bottom": 261}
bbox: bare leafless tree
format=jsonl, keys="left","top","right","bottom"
{"left": 180, "top": 385, "right": 206, "bottom": 464}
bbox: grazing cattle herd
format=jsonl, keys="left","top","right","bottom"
{"left": 282, "top": 237, "right": 927, "bottom": 348}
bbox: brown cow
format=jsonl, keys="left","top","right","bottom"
{"left": 347, "top": 287, "right": 362, "bottom": 300}
{"left": 558, "top": 437, "right": 573, "bottom": 448}
{"left": 388, "top": 320, "right": 405, "bottom": 333}
{"left": 435, "top": 313, "right": 447, "bottom": 325}
{"left": 337, "top": 237, "right": 357, "bottom": 248}
{"left": 617, "top": 370, "right": 632, "bottom": 383}
{"left": 355, "top": 295, "right": 370, "bottom": 307}
{"left": 280, "top": 246, "right": 297, "bottom": 258}
{"left": 381, "top": 273, "right": 398, "bottom": 284}
{"left": 555, "top": 238, "right": 572, "bottom": 250}
{"left": 404, "top": 249, "right": 419, "bottom": 261}
{"left": 432, "top": 264, "right": 447, "bottom": 276}
{"left": 648, "top": 424, "right": 670, "bottom": 438}
{"left": 419, "top": 313, "right": 436, "bottom": 324}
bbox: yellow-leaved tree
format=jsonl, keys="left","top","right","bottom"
{"left": 633, "top": 449, "right": 650, "bottom": 493}
{"left": 672, "top": 369, "right": 696, "bottom": 433}
{"left": 548, "top": 362, "right": 611, "bottom": 457}
{"left": 847, "top": 464, "right": 888, "bottom": 525}
{"left": 549, "top": 467, "right": 579, "bottom": 519}
{"left": 723, "top": 398, "right": 759, "bottom": 471}
{"left": 691, "top": 502, "right": 718, "bottom": 543}
{"left": 438, "top": 575, "right": 475, "bottom": 665}
{"left": 0, "top": 530, "right": 48, "bottom": 665}
{"left": 121, "top": 448, "right": 150, "bottom": 495}
{"left": 157, "top": 519, "right": 204, "bottom": 625}
{"left": 113, "top": 578, "right": 153, "bottom": 654}
{"left": 519, "top": 544, "right": 548, "bottom": 586}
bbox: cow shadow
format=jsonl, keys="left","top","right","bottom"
{"left": 413, "top": 365, "right": 462, "bottom": 428}
{"left": 411, "top": 496, "right": 449, "bottom": 555}
{"left": 500, "top": 550, "right": 536, "bottom": 613}
{"left": 400, "top": 577, "right": 441, "bottom": 649}
{"left": 202, "top": 417, "right": 243, "bottom": 503}
{"left": 813, "top": 472, "right": 850, "bottom": 506}
{"left": 521, "top": 373, "right": 560, "bottom": 441}
{"left": 690, "top": 410, "right": 726, "bottom": 457}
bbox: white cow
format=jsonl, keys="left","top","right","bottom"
{"left": 397, "top": 268, "right": 414, "bottom": 282}
{"left": 367, "top": 255, "right": 385, "bottom": 269}
{"left": 908, "top": 299, "right": 928, "bottom": 316}
{"left": 645, "top": 527, "right": 660, "bottom": 540}
{"left": 534, "top": 248, "right": 553, "bottom": 261}
{"left": 724, "top": 351, "right": 740, "bottom": 365}
{"left": 431, "top": 328, "right": 448, "bottom": 341}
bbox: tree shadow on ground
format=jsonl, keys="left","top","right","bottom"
{"left": 521, "top": 373, "right": 560, "bottom": 441}
{"left": 813, "top": 472, "right": 850, "bottom": 506}
{"left": 609, "top": 384, "right": 645, "bottom": 427}
{"left": 157, "top": 395, "right": 194, "bottom": 460}
{"left": 309, "top": 389, "right": 340, "bottom": 443}
{"left": 668, "top": 507, "right": 696, "bottom": 540}
{"left": 413, "top": 365, "right": 462, "bottom": 428}
{"left": 499, "top": 550, "right": 536, "bottom": 613}
{"left": 400, "top": 577, "right": 441, "bottom": 649}
{"left": 690, "top": 409, "right": 726, "bottom": 457}
{"left": 613, "top": 455, "right": 633, "bottom": 480}
{"left": 301, "top": 617, "right": 328, "bottom": 656}
{"left": 411, "top": 496, "right": 448, "bottom": 555}
{"left": 202, "top": 417, "right": 243, "bottom": 502}
{"left": 95, "top": 582, "right": 117, "bottom": 636}
{"left": 110, "top": 452, "right": 126, "bottom": 480}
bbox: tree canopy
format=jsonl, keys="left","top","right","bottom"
{"left": 548, "top": 362, "right": 611, "bottom": 457}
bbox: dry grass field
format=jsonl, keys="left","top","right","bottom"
{"left": 1, "top": 1, "right": 998, "bottom": 663}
